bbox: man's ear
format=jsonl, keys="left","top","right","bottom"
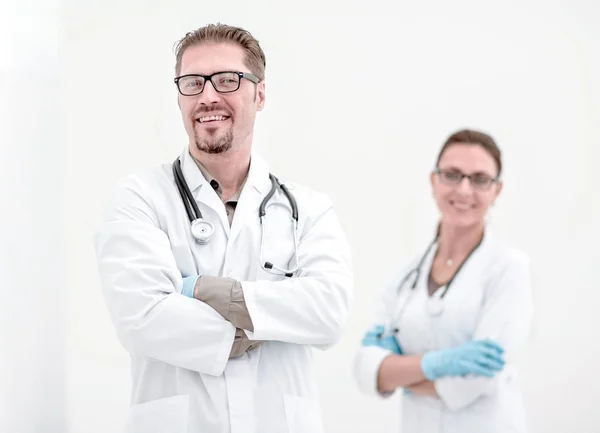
{"left": 255, "top": 80, "right": 266, "bottom": 111}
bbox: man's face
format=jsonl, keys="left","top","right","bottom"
{"left": 176, "top": 43, "right": 265, "bottom": 155}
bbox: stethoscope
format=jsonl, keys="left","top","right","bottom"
{"left": 380, "top": 231, "right": 484, "bottom": 340}
{"left": 399, "top": 232, "right": 483, "bottom": 315}
{"left": 172, "top": 157, "right": 300, "bottom": 277}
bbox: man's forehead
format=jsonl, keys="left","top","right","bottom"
{"left": 180, "top": 43, "right": 246, "bottom": 75}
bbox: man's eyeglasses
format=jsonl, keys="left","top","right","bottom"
{"left": 174, "top": 71, "right": 260, "bottom": 96}
{"left": 434, "top": 168, "right": 499, "bottom": 190}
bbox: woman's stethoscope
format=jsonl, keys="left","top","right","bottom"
{"left": 172, "top": 157, "right": 300, "bottom": 277}
{"left": 377, "top": 231, "right": 484, "bottom": 341}
{"left": 394, "top": 231, "right": 484, "bottom": 318}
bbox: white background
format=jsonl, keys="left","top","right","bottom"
{"left": 2, "top": 0, "right": 600, "bottom": 432}
{"left": 1, "top": 0, "right": 65, "bottom": 432}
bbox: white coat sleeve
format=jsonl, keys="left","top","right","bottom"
{"left": 434, "top": 252, "right": 535, "bottom": 411}
{"left": 241, "top": 193, "right": 353, "bottom": 346}
{"left": 351, "top": 269, "right": 403, "bottom": 398}
{"left": 94, "top": 176, "right": 236, "bottom": 376}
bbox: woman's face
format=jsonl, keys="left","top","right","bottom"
{"left": 430, "top": 143, "right": 503, "bottom": 229}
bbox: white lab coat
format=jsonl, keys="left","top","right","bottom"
{"left": 353, "top": 231, "right": 534, "bottom": 433}
{"left": 94, "top": 148, "right": 353, "bottom": 433}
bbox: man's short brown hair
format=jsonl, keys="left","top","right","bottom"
{"left": 173, "top": 23, "right": 266, "bottom": 80}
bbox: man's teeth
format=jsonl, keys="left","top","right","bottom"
{"left": 197, "top": 115, "right": 227, "bottom": 123}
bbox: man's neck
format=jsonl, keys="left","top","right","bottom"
{"left": 436, "top": 220, "right": 484, "bottom": 262}
{"left": 191, "top": 146, "right": 251, "bottom": 199}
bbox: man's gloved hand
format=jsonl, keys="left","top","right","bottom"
{"left": 420, "top": 339, "right": 505, "bottom": 381}
{"left": 360, "top": 325, "right": 402, "bottom": 355}
{"left": 182, "top": 275, "right": 233, "bottom": 316}
{"left": 229, "top": 328, "right": 263, "bottom": 358}
{"left": 181, "top": 274, "right": 254, "bottom": 332}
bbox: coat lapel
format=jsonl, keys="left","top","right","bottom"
{"left": 229, "top": 154, "right": 272, "bottom": 242}
{"left": 179, "top": 149, "right": 231, "bottom": 236}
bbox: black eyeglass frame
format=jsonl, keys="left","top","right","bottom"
{"left": 433, "top": 168, "right": 500, "bottom": 190}
{"left": 173, "top": 71, "right": 260, "bottom": 96}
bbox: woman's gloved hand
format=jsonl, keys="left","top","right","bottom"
{"left": 361, "top": 325, "right": 402, "bottom": 355}
{"left": 421, "top": 339, "right": 505, "bottom": 380}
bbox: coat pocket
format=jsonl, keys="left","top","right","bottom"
{"left": 124, "top": 395, "right": 190, "bottom": 433}
{"left": 283, "top": 394, "right": 324, "bottom": 433}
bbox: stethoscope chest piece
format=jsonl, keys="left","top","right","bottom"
{"left": 426, "top": 296, "right": 444, "bottom": 317}
{"left": 191, "top": 218, "right": 214, "bottom": 245}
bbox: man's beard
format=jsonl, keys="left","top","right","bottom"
{"left": 194, "top": 128, "right": 234, "bottom": 154}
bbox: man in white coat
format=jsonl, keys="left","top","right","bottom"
{"left": 94, "top": 23, "right": 353, "bottom": 433}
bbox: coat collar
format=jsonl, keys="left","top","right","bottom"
{"left": 177, "top": 146, "right": 274, "bottom": 240}
{"left": 420, "top": 228, "right": 494, "bottom": 286}
{"left": 179, "top": 147, "right": 272, "bottom": 197}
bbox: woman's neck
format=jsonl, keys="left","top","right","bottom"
{"left": 436, "top": 221, "right": 484, "bottom": 264}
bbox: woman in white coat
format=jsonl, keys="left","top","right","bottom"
{"left": 353, "top": 129, "right": 534, "bottom": 433}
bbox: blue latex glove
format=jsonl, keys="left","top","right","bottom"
{"left": 421, "top": 339, "right": 505, "bottom": 381}
{"left": 361, "top": 325, "right": 402, "bottom": 355}
{"left": 181, "top": 275, "right": 200, "bottom": 298}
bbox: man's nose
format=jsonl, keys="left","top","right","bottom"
{"left": 198, "top": 80, "right": 221, "bottom": 104}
